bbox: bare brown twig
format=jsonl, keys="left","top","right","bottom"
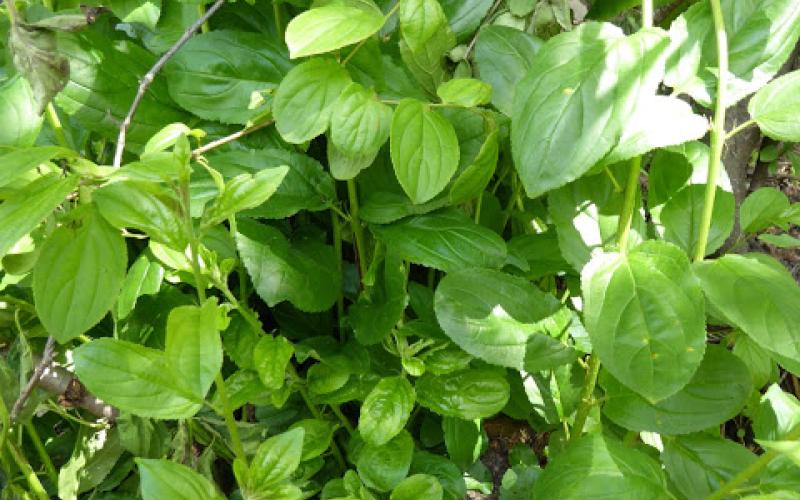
{"left": 10, "top": 336, "right": 55, "bottom": 423}
{"left": 112, "top": 0, "right": 227, "bottom": 167}
{"left": 192, "top": 120, "right": 274, "bottom": 157}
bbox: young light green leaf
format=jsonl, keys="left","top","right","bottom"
{"left": 601, "top": 345, "right": 752, "bottom": 434}
{"left": 0, "top": 146, "right": 73, "bottom": 188}
{"left": 165, "top": 300, "right": 224, "bottom": 399}
{"left": 433, "top": 268, "right": 563, "bottom": 370}
{"left": 371, "top": 209, "right": 506, "bottom": 272}
{"left": 436, "top": 78, "right": 492, "bottom": 107}
{"left": 582, "top": 240, "right": 706, "bottom": 402}
{"left": 398, "top": 0, "right": 455, "bottom": 95}
{"left": 415, "top": 368, "right": 509, "bottom": 419}
{"left": 357, "top": 430, "right": 415, "bottom": 492}
{"left": 749, "top": 71, "right": 800, "bottom": 141}
{"left": 289, "top": 419, "right": 337, "bottom": 461}
{"left": 273, "top": 58, "right": 352, "bottom": 143}
{"left": 165, "top": 30, "right": 292, "bottom": 125}
{"left": 753, "top": 384, "right": 800, "bottom": 441}
{"left": 116, "top": 254, "right": 164, "bottom": 319}
{"left": 236, "top": 218, "right": 342, "bottom": 312}
{"left": 390, "top": 99, "right": 460, "bottom": 204}
{"left": 137, "top": 459, "right": 222, "bottom": 500}
{"left": 533, "top": 434, "right": 667, "bottom": 499}
{"left": 202, "top": 166, "right": 289, "bottom": 227}
{"left": 0, "top": 174, "right": 79, "bottom": 260}
{"left": 512, "top": 24, "right": 668, "bottom": 198}
{"left": 253, "top": 335, "right": 294, "bottom": 390}
{"left": 359, "top": 376, "right": 416, "bottom": 446}
{"left": 109, "top": 0, "right": 162, "bottom": 29}
{"left": 33, "top": 205, "right": 127, "bottom": 343}
{"left": 449, "top": 127, "right": 499, "bottom": 204}
{"left": 285, "top": 0, "right": 385, "bottom": 59}
{"left": 249, "top": 428, "right": 305, "bottom": 490}
{"left": 741, "top": 187, "right": 791, "bottom": 234}
{"left": 0, "top": 76, "right": 43, "bottom": 147}
{"left": 390, "top": 474, "right": 443, "bottom": 500}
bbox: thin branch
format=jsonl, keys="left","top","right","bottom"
{"left": 112, "top": 0, "right": 226, "bottom": 167}
{"left": 36, "top": 356, "right": 118, "bottom": 421}
{"left": 10, "top": 337, "right": 56, "bottom": 423}
{"left": 191, "top": 120, "right": 274, "bottom": 157}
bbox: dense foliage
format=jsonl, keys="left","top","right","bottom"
{"left": 2, "top": 0, "right": 800, "bottom": 498}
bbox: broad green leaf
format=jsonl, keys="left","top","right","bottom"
{"left": 436, "top": 78, "right": 492, "bottom": 107}
{"left": 442, "top": 417, "right": 483, "bottom": 470}
{"left": 753, "top": 384, "right": 800, "bottom": 441}
{"left": 165, "top": 300, "right": 224, "bottom": 399}
{"left": 236, "top": 218, "right": 342, "bottom": 312}
{"left": 440, "top": 0, "right": 494, "bottom": 41}
{"left": 533, "top": 434, "right": 667, "bottom": 499}
{"left": 349, "top": 250, "right": 407, "bottom": 345}
{"left": 0, "top": 146, "right": 73, "bottom": 188}
{"left": 109, "top": 0, "right": 162, "bottom": 29}
{"left": 164, "top": 30, "right": 292, "bottom": 125}
{"left": 359, "top": 376, "right": 416, "bottom": 446}
{"left": 253, "top": 335, "right": 294, "bottom": 390}
{"left": 289, "top": 419, "right": 337, "bottom": 460}
{"left": 433, "top": 268, "right": 563, "bottom": 370}
{"left": 273, "top": 58, "right": 352, "bottom": 143}
{"left": 202, "top": 166, "right": 289, "bottom": 227}
{"left": 116, "top": 254, "right": 164, "bottom": 319}
{"left": 391, "top": 474, "right": 443, "bottom": 500}
{"left": 741, "top": 187, "right": 791, "bottom": 234}
{"left": 204, "top": 149, "right": 336, "bottom": 218}
{"left": 285, "top": 0, "right": 385, "bottom": 59}
{"left": 415, "top": 368, "right": 509, "bottom": 419}
{"left": 210, "top": 370, "right": 272, "bottom": 410}
{"left": 94, "top": 180, "right": 186, "bottom": 250}
{"left": 357, "top": 430, "right": 414, "bottom": 492}
{"left": 390, "top": 99, "right": 460, "bottom": 204}
{"left": 0, "top": 76, "right": 43, "bottom": 147}
{"left": 58, "top": 428, "right": 123, "bottom": 499}
{"left": 74, "top": 338, "right": 203, "bottom": 418}
{"left": 694, "top": 254, "right": 800, "bottom": 366}
{"left": 473, "top": 26, "right": 542, "bottom": 116}
{"left": 665, "top": 0, "right": 800, "bottom": 108}
{"left": 601, "top": 344, "right": 752, "bottom": 434}
{"left": 659, "top": 184, "right": 735, "bottom": 257}
{"left": 661, "top": 434, "right": 757, "bottom": 499}
{"left": 449, "top": 127, "right": 499, "bottom": 204}
{"left": 409, "top": 451, "right": 466, "bottom": 500}
{"left": 361, "top": 190, "right": 449, "bottom": 224}
{"left": 0, "top": 174, "right": 78, "bottom": 260}
{"left": 8, "top": 23, "right": 69, "bottom": 115}
{"left": 759, "top": 234, "right": 800, "bottom": 248}
{"left": 371, "top": 209, "right": 506, "bottom": 272}
{"left": 328, "top": 82, "right": 392, "bottom": 180}
{"left": 512, "top": 24, "right": 668, "bottom": 198}
{"left": 398, "top": 0, "right": 456, "bottom": 94}
{"left": 749, "top": 71, "right": 800, "bottom": 141}
{"left": 759, "top": 441, "right": 800, "bottom": 470}
{"left": 137, "top": 458, "right": 222, "bottom": 500}
{"left": 582, "top": 240, "right": 706, "bottom": 402}
{"left": 249, "top": 428, "right": 305, "bottom": 490}
{"left": 33, "top": 205, "right": 127, "bottom": 343}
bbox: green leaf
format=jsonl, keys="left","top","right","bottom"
{"left": 512, "top": 24, "right": 668, "bottom": 198}
{"left": 753, "top": 384, "right": 800, "bottom": 441}
{"left": 661, "top": 434, "right": 757, "bottom": 499}
{"left": 601, "top": 344, "right": 752, "bottom": 434}
{"left": 273, "top": 58, "right": 352, "bottom": 143}
{"left": 694, "top": 254, "right": 800, "bottom": 367}
{"left": 356, "top": 430, "right": 414, "bottom": 492}
{"left": 659, "top": 184, "right": 735, "bottom": 257}
{"left": 449, "top": 126, "right": 499, "bottom": 204}
{"left": 33, "top": 205, "right": 127, "bottom": 343}
{"left": 109, "top": 0, "right": 162, "bottom": 29}
{"left": 202, "top": 166, "right": 289, "bottom": 227}
{"left": 8, "top": 23, "right": 69, "bottom": 114}
{"left": 391, "top": 474, "right": 443, "bottom": 500}
{"left": 137, "top": 459, "right": 222, "bottom": 500}
{"left": 759, "top": 234, "right": 800, "bottom": 248}
{"left": 0, "top": 76, "right": 43, "bottom": 147}
{"left": 410, "top": 451, "right": 466, "bottom": 499}
{"left": 440, "top": 0, "right": 494, "bottom": 41}
{"left": 359, "top": 376, "right": 416, "bottom": 446}
{"left": 253, "top": 335, "right": 294, "bottom": 390}
{"left": 398, "top": 0, "right": 456, "bottom": 94}
{"left": 289, "top": 419, "right": 337, "bottom": 460}
{"left": 436, "top": 78, "right": 492, "bottom": 107}
{"left": 0, "top": 146, "right": 73, "bottom": 188}
{"left": 0, "top": 174, "right": 78, "bottom": 260}
{"left": 473, "top": 26, "right": 542, "bottom": 116}
{"left": 328, "top": 82, "right": 393, "bottom": 180}
{"left": 236, "top": 219, "right": 342, "bottom": 312}
{"left": 58, "top": 428, "right": 124, "bottom": 498}
{"left": 741, "top": 187, "right": 791, "bottom": 234}
{"left": 582, "top": 240, "right": 706, "bottom": 402}
{"left": 749, "top": 71, "right": 800, "bottom": 141}
{"left": 164, "top": 30, "right": 292, "bottom": 125}
{"left": 390, "top": 99, "right": 460, "bottom": 204}
{"left": 249, "top": 428, "right": 305, "bottom": 490}
{"left": 415, "top": 368, "right": 509, "bottom": 419}
{"left": 442, "top": 417, "right": 483, "bottom": 470}
{"left": 285, "top": 0, "right": 385, "bottom": 59}
{"left": 532, "top": 434, "right": 667, "bottom": 499}
{"left": 665, "top": 0, "right": 800, "bottom": 108}
{"left": 371, "top": 209, "right": 506, "bottom": 272}
{"left": 350, "top": 249, "right": 408, "bottom": 345}
{"left": 116, "top": 254, "right": 164, "bottom": 319}
{"left": 94, "top": 180, "right": 186, "bottom": 250}
{"left": 433, "top": 268, "right": 563, "bottom": 370}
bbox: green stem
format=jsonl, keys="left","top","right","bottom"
{"left": 617, "top": 156, "right": 642, "bottom": 254}
{"left": 24, "top": 422, "right": 57, "bottom": 486}
{"left": 228, "top": 216, "right": 248, "bottom": 302}
{"left": 331, "top": 209, "right": 345, "bottom": 340}
{"left": 693, "top": 0, "right": 728, "bottom": 262}
{"left": 569, "top": 354, "right": 601, "bottom": 444}
{"left": 330, "top": 404, "right": 354, "bottom": 435}
{"left": 0, "top": 393, "right": 12, "bottom": 477}
{"left": 707, "top": 425, "right": 800, "bottom": 500}
{"left": 347, "top": 179, "right": 369, "bottom": 279}
{"left": 214, "top": 374, "right": 246, "bottom": 462}
{"left": 272, "top": 0, "right": 284, "bottom": 38}
{"left": 45, "top": 103, "right": 69, "bottom": 149}
{"left": 726, "top": 119, "right": 755, "bottom": 140}
{"left": 197, "top": 3, "right": 210, "bottom": 34}
{"left": 5, "top": 441, "right": 49, "bottom": 500}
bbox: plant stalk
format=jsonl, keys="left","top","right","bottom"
{"left": 213, "top": 374, "right": 246, "bottom": 461}
{"left": 24, "top": 422, "right": 57, "bottom": 486}
{"left": 5, "top": 440, "right": 49, "bottom": 500}
{"left": 45, "top": 103, "right": 70, "bottom": 149}
{"left": 347, "top": 179, "right": 369, "bottom": 279}
{"left": 331, "top": 209, "right": 345, "bottom": 340}
{"left": 569, "top": 354, "right": 601, "bottom": 444}
{"left": 617, "top": 156, "right": 642, "bottom": 254}
{"left": 693, "top": 0, "right": 728, "bottom": 262}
